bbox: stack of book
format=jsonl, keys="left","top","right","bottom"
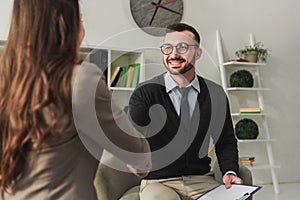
{"left": 240, "top": 156, "right": 255, "bottom": 166}
{"left": 110, "top": 63, "right": 140, "bottom": 88}
{"left": 240, "top": 107, "right": 261, "bottom": 114}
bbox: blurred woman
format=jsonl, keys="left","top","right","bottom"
{"left": 0, "top": 0, "right": 150, "bottom": 199}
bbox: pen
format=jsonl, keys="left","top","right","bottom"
{"left": 235, "top": 192, "right": 250, "bottom": 200}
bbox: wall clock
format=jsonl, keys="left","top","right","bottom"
{"left": 130, "top": 0, "right": 184, "bottom": 36}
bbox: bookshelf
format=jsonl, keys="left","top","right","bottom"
{"left": 216, "top": 31, "right": 280, "bottom": 194}
{"left": 108, "top": 50, "right": 143, "bottom": 90}
{"left": 80, "top": 46, "right": 145, "bottom": 109}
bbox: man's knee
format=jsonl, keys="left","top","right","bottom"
{"left": 140, "top": 182, "right": 181, "bottom": 200}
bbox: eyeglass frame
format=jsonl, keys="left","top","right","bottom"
{"left": 160, "top": 42, "right": 199, "bottom": 55}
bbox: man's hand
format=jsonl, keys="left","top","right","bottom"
{"left": 223, "top": 174, "right": 243, "bottom": 189}
{"left": 126, "top": 164, "right": 150, "bottom": 178}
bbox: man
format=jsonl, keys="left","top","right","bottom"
{"left": 129, "top": 23, "right": 242, "bottom": 200}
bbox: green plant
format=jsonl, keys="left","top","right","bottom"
{"left": 235, "top": 41, "right": 271, "bottom": 62}
{"left": 230, "top": 70, "right": 254, "bottom": 87}
{"left": 235, "top": 118, "right": 259, "bottom": 139}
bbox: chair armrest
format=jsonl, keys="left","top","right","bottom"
{"left": 94, "top": 164, "right": 140, "bottom": 200}
{"left": 212, "top": 160, "right": 253, "bottom": 185}
{"left": 94, "top": 151, "right": 141, "bottom": 200}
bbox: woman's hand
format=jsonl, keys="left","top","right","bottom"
{"left": 126, "top": 164, "right": 150, "bottom": 178}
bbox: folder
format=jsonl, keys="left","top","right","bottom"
{"left": 196, "top": 184, "right": 262, "bottom": 200}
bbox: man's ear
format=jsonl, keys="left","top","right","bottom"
{"left": 195, "top": 48, "right": 202, "bottom": 60}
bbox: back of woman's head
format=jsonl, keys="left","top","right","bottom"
{"left": 8, "top": 0, "right": 80, "bottom": 62}
{"left": 0, "top": 0, "right": 80, "bottom": 191}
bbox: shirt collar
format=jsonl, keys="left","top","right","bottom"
{"left": 164, "top": 72, "right": 201, "bottom": 93}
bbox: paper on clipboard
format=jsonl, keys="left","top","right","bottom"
{"left": 196, "top": 184, "right": 262, "bottom": 200}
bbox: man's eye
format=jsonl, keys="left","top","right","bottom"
{"left": 165, "top": 46, "right": 172, "bottom": 51}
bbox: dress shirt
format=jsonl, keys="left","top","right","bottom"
{"left": 164, "top": 72, "right": 200, "bottom": 118}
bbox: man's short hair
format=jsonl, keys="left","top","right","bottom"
{"left": 166, "top": 23, "right": 200, "bottom": 45}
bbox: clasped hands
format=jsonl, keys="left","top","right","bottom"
{"left": 126, "top": 164, "right": 150, "bottom": 178}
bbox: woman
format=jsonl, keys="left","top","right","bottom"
{"left": 0, "top": 0, "right": 150, "bottom": 199}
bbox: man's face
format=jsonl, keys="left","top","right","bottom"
{"left": 162, "top": 30, "right": 201, "bottom": 75}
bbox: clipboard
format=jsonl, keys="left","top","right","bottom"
{"left": 196, "top": 184, "right": 262, "bottom": 200}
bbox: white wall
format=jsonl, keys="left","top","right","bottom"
{"left": 1, "top": 0, "right": 299, "bottom": 185}
{"left": 0, "top": 0, "right": 12, "bottom": 39}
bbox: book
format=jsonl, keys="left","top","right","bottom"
{"left": 110, "top": 68, "right": 122, "bottom": 87}
{"left": 117, "top": 66, "right": 129, "bottom": 87}
{"left": 197, "top": 184, "right": 262, "bottom": 200}
{"left": 125, "top": 65, "right": 135, "bottom": 88}
{"left": 240, "top": 160, "right": 255, "bottom": 166}
{"left": 131, "top": 64, "right": 140, "bottom": 88}
{"left": 240, "top": 107, "right": 261, "bottom": 113}
{"left": 240, "top": 156, "right": 255, "bottom": 160}
{"left": 240, "top": 156, "right": 255, "bottom": 166}
{"left": 227, "top": 57, "right": 249, "bottom": 62}
{"left": 110, "top": 66, "right": 121, "bottom": 86}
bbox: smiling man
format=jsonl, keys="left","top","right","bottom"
{"left": 129, "top": 23, "right": 243, "bottom": 200}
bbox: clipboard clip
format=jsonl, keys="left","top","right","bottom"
{"left": 235, "top": 192, "right": 250, "bottom": 200}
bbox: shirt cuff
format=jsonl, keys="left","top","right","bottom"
{"left": 223, "top": 170, "right": 237, "bottom": 177}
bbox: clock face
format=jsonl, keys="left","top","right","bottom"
{"left": 130, "top": 0, "right": 184, "bottom": 36}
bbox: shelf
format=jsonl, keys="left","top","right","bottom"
{"left": 109, "top": 87, "right": 135, "bottom": 91}
{"left": 243, "top": 164, "right": 280, "bottom": 170}
{"left": 227, "top": 87, "right": 270, "bottom": 91}
{"left": 238, "top": 139, "right": 277, "bottom": 143}
{"left": 223, "top": 61, "right": 266, "bottom": 67}
{"left": 231, "top": 113, "right": 266, "bottom": 117}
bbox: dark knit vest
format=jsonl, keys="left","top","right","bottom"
{"left": 129, "top": 74, "right": 238, "bottom": 179}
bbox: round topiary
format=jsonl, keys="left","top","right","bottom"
{"left": 235, "top": 118, "right": 259, "bottom": 139}
{"left": 229, "top": 70, "right": 254, "bottom": 87}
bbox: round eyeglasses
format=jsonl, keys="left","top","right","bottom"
{"left": 160, "top": 42, "right": 198, "bottom": 55}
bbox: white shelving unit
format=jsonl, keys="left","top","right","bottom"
{"left": 108, "top": 49, "right": 144, "bottom": 108}
{"left": 216, "top": 30, "right": 280, "bottom": 194}
{"left": 80, "top": 46, "right": 145, "bottom": 109}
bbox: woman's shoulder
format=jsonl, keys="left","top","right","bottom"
{"left": 73, "top": 61, "right": 101, "bottom": 75}
{"left": 72, "top": 62, "right": 103, "bottom": 85}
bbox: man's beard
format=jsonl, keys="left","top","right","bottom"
{"left": 164, "top": 57, "right": 195, "bottom": 75}
{"left": 178, "top": 62, "right": 194, "bottom": 74}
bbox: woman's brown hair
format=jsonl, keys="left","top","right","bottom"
{"left": 0, "top": 0, "right": 80, "bottom": 191}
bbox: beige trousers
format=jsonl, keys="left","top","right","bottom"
{"left": 139, "top": 173, "right": 220, "bottom": 200}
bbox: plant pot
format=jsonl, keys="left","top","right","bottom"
{"left": 245, "top": 51, "right": 258, "bottom": 63}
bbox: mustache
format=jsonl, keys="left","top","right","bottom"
{"left": 168, "top": 58, "right": 186, "bottom": 62}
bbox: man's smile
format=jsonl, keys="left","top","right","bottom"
{"left": 168, "top": 58, "right": 186, "bottom": 67}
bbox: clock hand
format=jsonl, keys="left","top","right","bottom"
{"left": 149, "top": 0, "right": 163, "bottom": 26}
{"left": 151, "top": 2, "right": 182, "bottom": 15}
{"left": 150, "top": 0, "right": 176, "bottom": 9}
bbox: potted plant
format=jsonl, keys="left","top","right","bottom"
{"left": 230, "top": 70, "right": 254, "bottom": 87}
{"left": 235, "top": 118, "right": 259, "bottom": 139}
{"left": 235, "top": 41, "right": 271, "bottom": 63}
